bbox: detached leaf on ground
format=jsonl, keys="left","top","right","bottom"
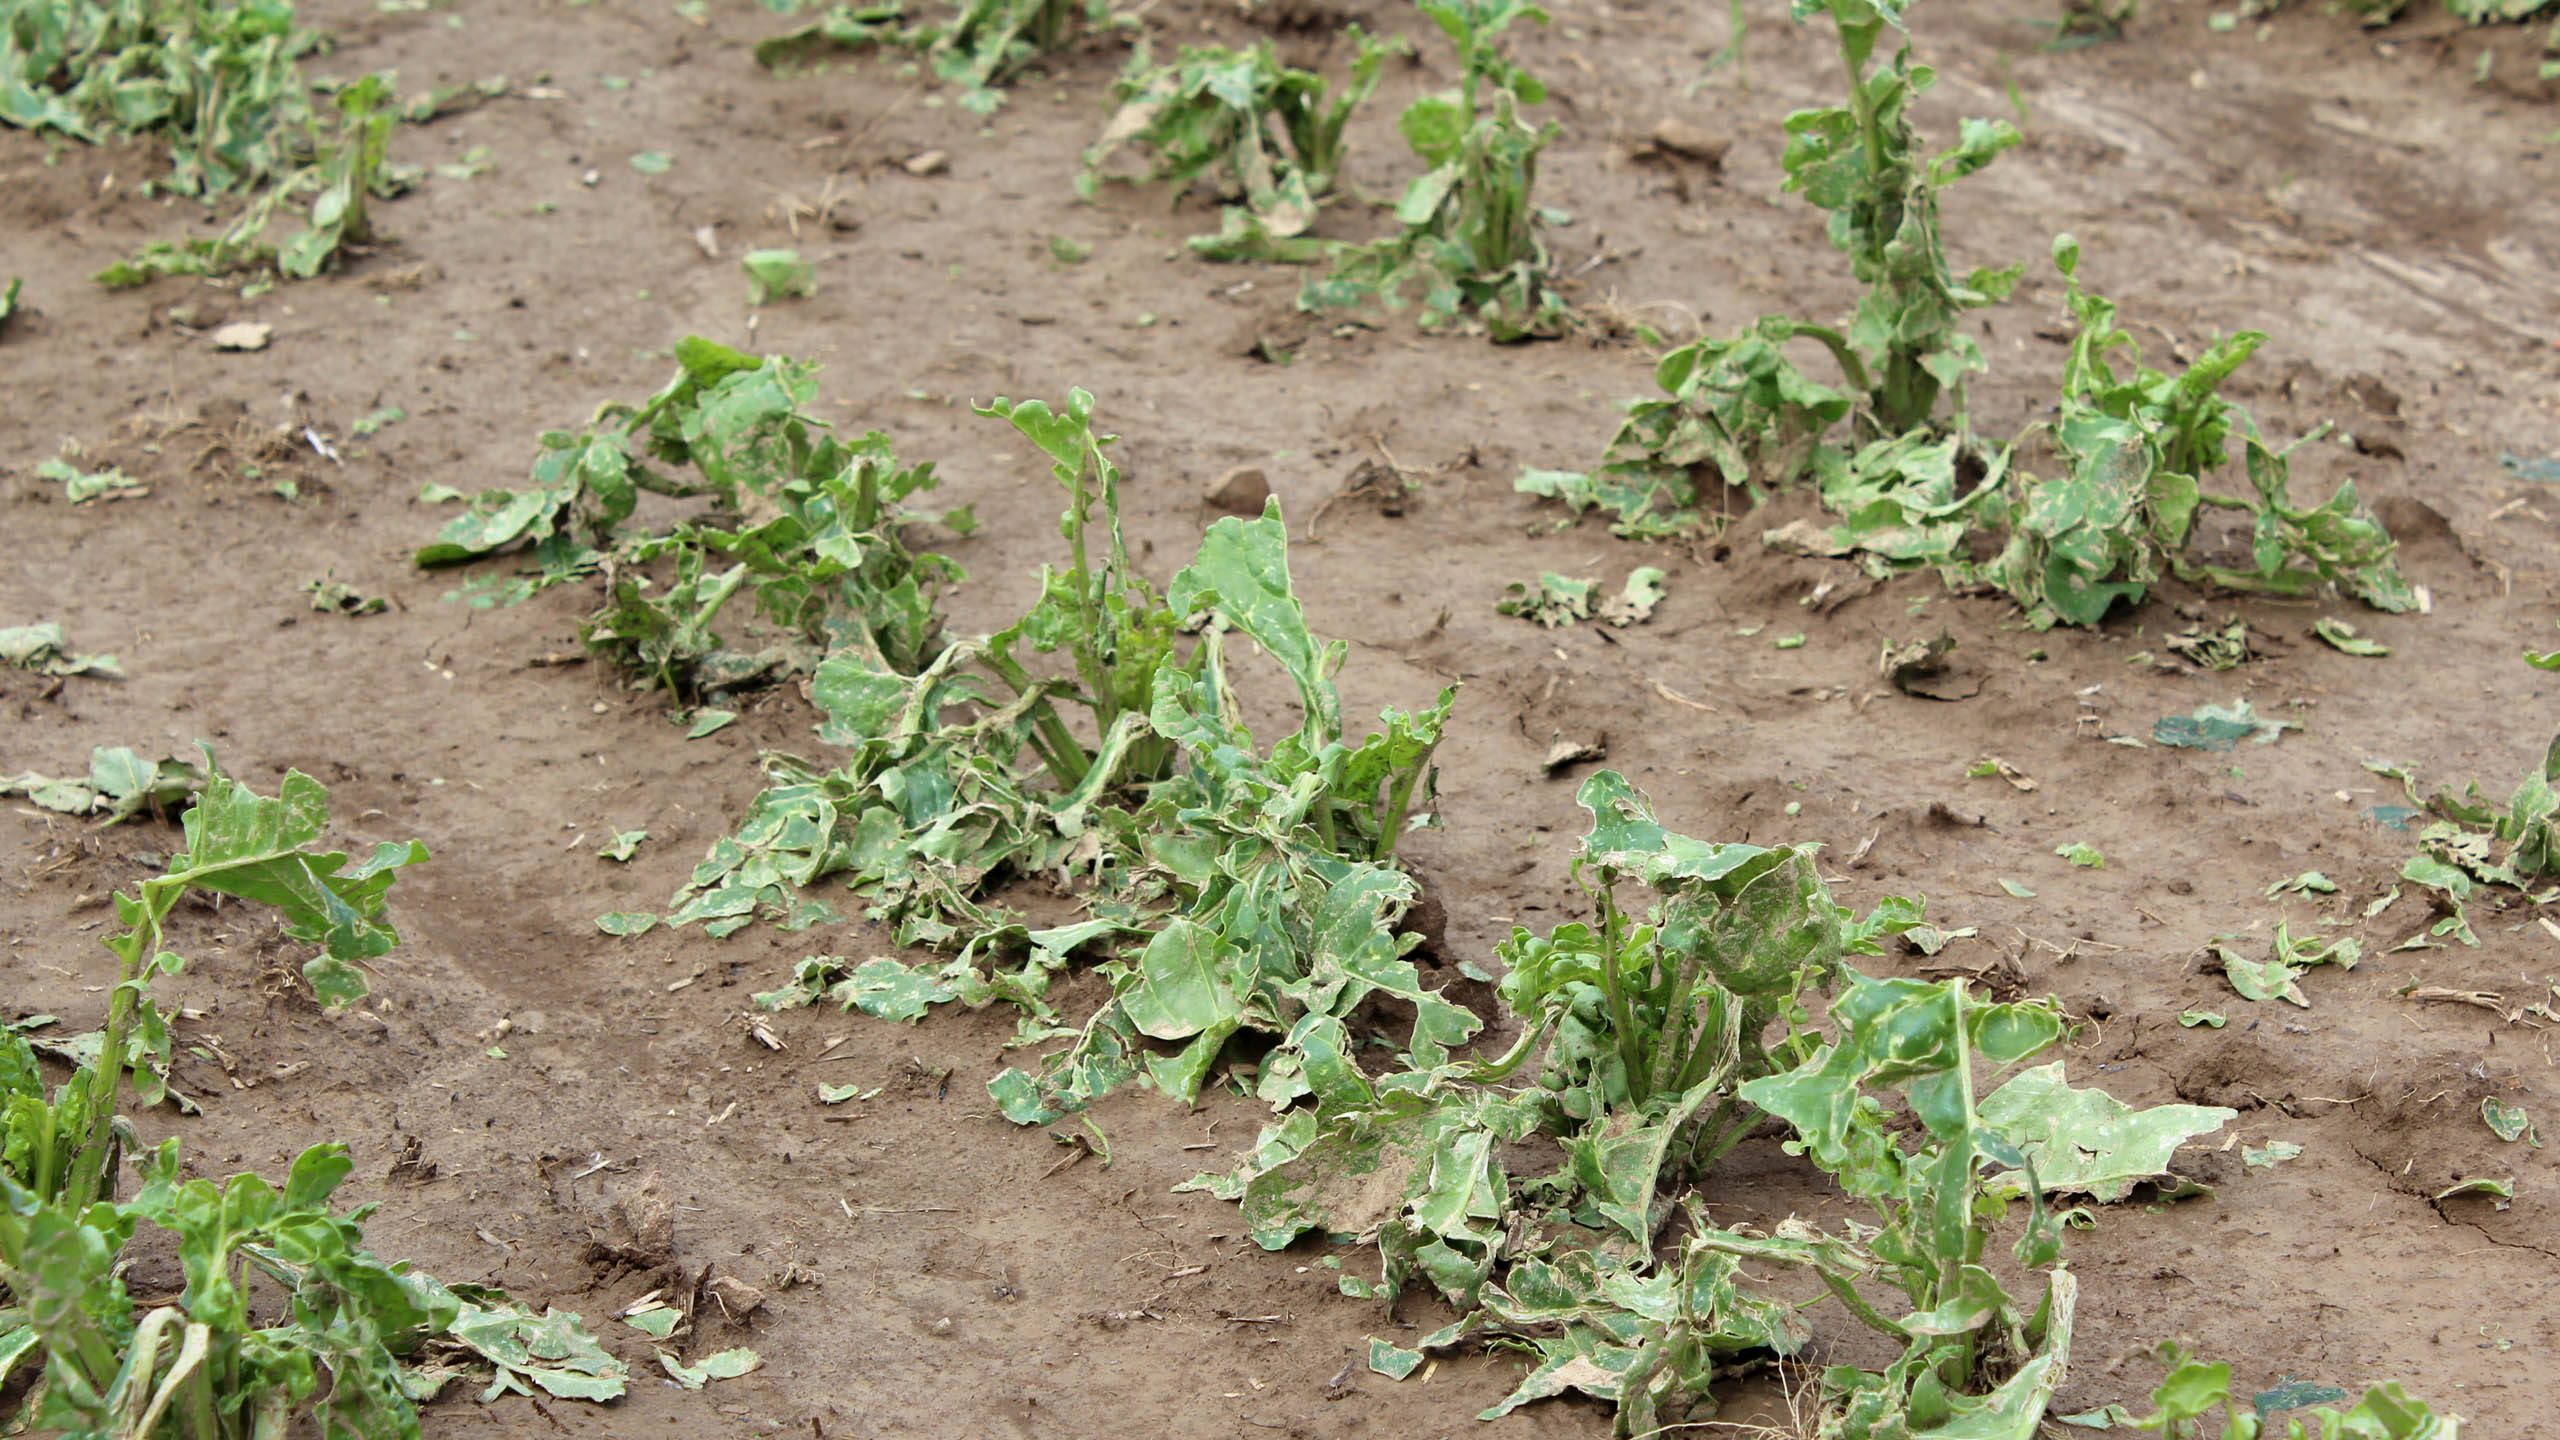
{"left": 599, "top": 830, "right": 648, "bottom": 862}
{"left": 1596, "top": 567, "right": 1665, "bottom": 627}
{"left": 2482, "top": 1098, "right": 2538, "bottom": 1146}
{"left": 660, "top": 1346, "right": 761, "bottom": 1389}
{"left": 1, "top": 746, "right": 204, "bottom": 824}
{"left": 1497, "top": 571, "right": 1594, "bottom": 627}
{"left": 2154, "top": 699, "right": 2298, "bottom": 751}
{"left": 2055, "top": 841, "right": 2105, "bottom": 868}
{"left": 2313, "top": 616, "right": 2389, "bottom": 656}
{"left": 38, "top": 457, "right": 147, "bottom": 502}
{"left": 0, "top": 621, "right": 122, "bottom": 677}
{"left": 2243, "top": 1140, "right": 2303, "bottom": 1169}
{"left": 305, "top": 575, "right": 389, "bottom": 614}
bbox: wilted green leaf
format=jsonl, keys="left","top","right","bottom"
{"left": 630, "top": 150, "right": 674, "bottom": 173}
{"left": 1496, "top": 571, "right": 1594, "bottom": 627}
{"left": 1979, "top": 1063, "right": 2233, "bottom": 1202}
{"left": 2433, "top": 1176, "right": 2513, "bottom": 1201}
{"left": 2177, "top": 1010, "right": 2226, "bottom": 1028}
{"left": 2482, "top": 1097, "right": 2536, "bottom": 1145}
{"left": 2155, "top": 699, "right": 2298, "bottom": 751}
{"left": 2055, "top": 841, "right": 2105, "bottom": 868}
{"left": 2000, "top": 877, "right": 2037, "bottom": 898}
{"left": 598, "top": 830, "right": 648, "bottom": 862}
{"left": 2313, "top": 617, "right": 2389, "bottom": 656}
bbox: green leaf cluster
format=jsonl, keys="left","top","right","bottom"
{"left": 1084, "top": 29, "right": 1398, "bottom": 256}
{"left": 0, "top": 0, "right": 324, "bottom": 199}
{"left": 1178, "top": 772, "right": 2242, "bottom": 1435}
{"left": 1295, "top": 0, "right": 1570, "bottom": 340}
{"left": 1525, "top": 7, "right": 2410, "bottom": 629}
{"left": 416, "top": 337, "right": 969, "bottom": 705}
{"left": 2387, "top": 735, "right": 2560, "bottom": 945}
{"left": 1, "top": 745, "right": 202, "bottom": 824}
{"left": 754, "top": 0, "right": 1123, "bottom": 114}
{"left": 1519, "top": 0, "right": 2016, "bottom": 525}
{"left": 2057, "top": 1343, "right": 2455, "bottom": 1437}
{"left": 93, "top": 69, "right": 406, "bottom": 290}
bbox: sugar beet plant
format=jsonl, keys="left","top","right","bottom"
{"left": 1081, "top": 28, "right": 1400, "bottom": 259}
{"left": 1777, "top": 236, "right": 2414, "bottom": 626}
{"left": 1183, "top": 770, "right": 2247, "bottom": 1435}
{"left": 1293, "top": 0, "right": 1571, "bottom": 340}
{"left": 701, "top": 391, "right": 1463, "bottom": 1123}
{"left": 1, "top": 755, "right": 623, "bottom": 1437}
{"left": 417, "top": 337, "right": 971, "bottom": 711}
{"left": 1, "top": 1, "right": 412, "bottom": 287}
{"left": 755, "top": 0, "right": 1122, "bottom": 113}
{"left": 1525, "top": 1, "right": 2412, "bottom": 627}
{"left": 1521, "top": 0, "right": 2017, "bottom": 530}
{"left": 428, "top": 348, "right": 1462, "bottom": 1127}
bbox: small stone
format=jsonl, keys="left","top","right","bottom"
{"left": 1204, "top": 466, "right": 1270, "bottom": 519}
{"left": 903, "top": 149, "right": 948, "bottom": 177}
{"left": 210, "top": 321, "right": 272, "bottom": 352}
{"left": 704, "top": 1273, "right": 767, "bottom": 1319}
{"left": 1650, "top": 119, "right": 1728, "bottom": 168}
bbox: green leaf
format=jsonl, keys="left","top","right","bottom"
{"left": 630, "top": 150, "right": 674, "bottom": 173}
{"left": 1999, "top": 877, "right": 2036, "bottom": 898}
{"left": 2482, "top": 1097, "right": 2536, "bottom": 1145}
{"left": 2219, "top": 948, "right": 2306, "bottom": 1007}
{"left": 2054, "top": 841, "right": 2105, "bottom": 868}
{"left": 621, "top": 1306, "right": 681, "bottom": 1338}
{"left": 2177, "top": 1010, "right": 2226, "bottom": 1029}
{"left": 742, "top": 248, "right": 817, "bottom": 304}
{"left": 2243, "top": 1140, "right": 2302, "bottom": 1169}
{"left": 2313, "top": 616, "right": 2389, "bottom": 656}
{"left": 598, "top": 830, "right": 648, "bottom": 862}
{"left": 2154, "top": 699, "right": 2298, "bottom": 751}
{"left": 2432, "top": 1176, "right": 2513, "bottom": 1201}
{"left": 595, "top": 912, "right": 659, "bottom": 936}
{"left": 1978, "top": 1063, "right": 2233, "bottom": 1202}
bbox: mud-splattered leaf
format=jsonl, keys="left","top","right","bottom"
{"left": 2242, "top": 1140, "right": 2302, "bottom": 1169}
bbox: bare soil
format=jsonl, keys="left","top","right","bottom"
{"left": 6, "top": 0, "right": 2559, "bottom": 1433}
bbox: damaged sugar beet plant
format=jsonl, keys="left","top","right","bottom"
{"left": 1521, "top": 1, "right": 2412, "bottom": 630}
{"left": 1288, "top": 0, "right": 1573, "bottom": 340}
{"left": 415, "top": 335, "right": 975, "bottom": 716}
{"left": 1, "top": 754, "right": 624, "bottom": 1438}
{"left": 1184, "top": 770, "right": 2248, "bottom": 1435}
{"left": 1082, "top": 26, "right": 1401, "bottom": 258}
{"left": 556, "top": 380, "right": 1472, "bottom": 1130}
